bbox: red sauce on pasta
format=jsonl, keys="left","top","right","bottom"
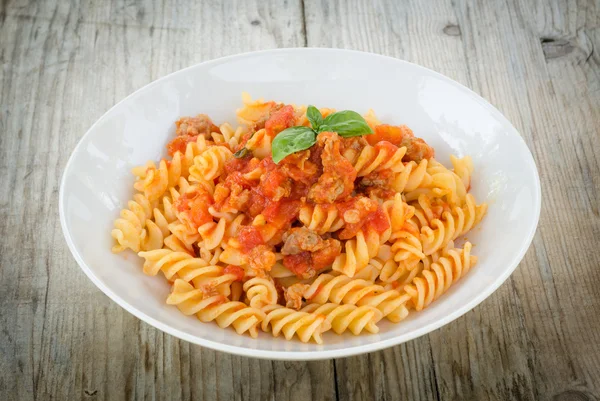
{"left": 237, "top": 226, "right": 265, "bottom": 251}
{"left": 175, "top": 189, "right": 213, "bottom": 228}
{"left": 265, "top": 105, "right": 296, "bottom": 137}
{"left": 223, "top": 265, "right": 245, "bottom": 281}
{"left": 283, "top": 252, "right": 312, "bottom": 277}
{"left": 365, "top": 207, "right": 390, "bottom": 234}
{"left": 191, "top": 103, "right": 435, "bottom": 278}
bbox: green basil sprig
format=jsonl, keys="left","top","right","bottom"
{"left": 271, "top": 106, "right": 373, "bottom": 163}
{"left": 271, "top": 126, "right": 317, "bottom": 164}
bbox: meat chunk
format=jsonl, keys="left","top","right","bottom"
{"left": 284, "top": 283, "right": 309, "bottom": 310}
{"left": 279, "top": 150, "right": 320, "bottom": 187}
{"left": 281, "top": 227, "right": 324, "bottom": 255}
{"left": 282, "top": 228, "right": 342, "bottom": 278}
{"left": 175, "top": 114, "right": 220, "bottom": 137}
{"left": 308, "top": 132, "right": 357, "bottom": 204}
{"left": 359, "top": 169, "right": 393, "bottom": 188}
{"left": 357, "top": 169, "right": 396, "bottom": 199}
{"left": 247, "top": 245, "right": 276, "bottom": 277}
{"left": 167, "top": 114, "right": 221, "bottom": 155}
{"left": 402, "top": 136, "right": 434, "bottom": 162}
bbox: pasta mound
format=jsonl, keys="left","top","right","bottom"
{"left": 111, "top": 93, "right": 488, "bottom": 343}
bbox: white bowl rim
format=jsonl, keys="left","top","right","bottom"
{"left": 59, "top": 47, "right": 541, "bottom": 360}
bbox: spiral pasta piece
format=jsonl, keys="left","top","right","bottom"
{"left": 390, "top": 159, "right": 431, "bottom": 193}
{"left": 180, "top": 135, "right": 212, "bottom": 176}
{"left": 450, "top": 193, "right": 488, "bottom": 238}
{"left": 218, "top": 241, "right": 249, "bottom": 266}
{"left": 208, "top": 206, "right": 239, "bottom": 222}
{"left": 197, "top": 218, "right": 227, "bottom": 250}
{"left": 403, "top": 242, "right": 477, "bottom": 311}
{"left": 111, "top": 193, "right": 161, "bottom": 253}
{"left": 332, "top": 230, "right": 379, "bottom": 277}
{"left": 420, "top": 194, "right": 487, "bottom": 255}
{"left": 243, "top": 277, "right": 279, "bottom": 308}
{"left": 132, "top": 155, "right": 182, "bottom": 201}
{"left": 147, "top": 193, "right": 180, "bottom": 250}
{"left": 154, "top": 193, "right": 178, "bottom": 228}
{"left": 303, "top": 274, "right": 410, "bottom": 322}
{"left": 245, "top": 128, "right": 273, "bottom": 159}
{"left": 301, "top": 303, "right": 383, "bottom": 335}
{"left": 164, "top": 234, "right": 193, "bottom": 254}
{"left": 198, "top": 212, "right": 247, "bottom": 251}
{"left": 236, "top": 92, "right": 276, "bottom": 126}
{"left": 352, "top": 262, "right": 382, "bottom": 282}
{"left": 451, "top": 155, "right": 474, "bottom": 190}
{"left": 426, "top": 159, "right": 468, "bottom": 205}
{"left": 197, "top": 242, "right": 224, "bottom": 265}
{"left": 344, "top": 143, "right": 407, "bottom": 176}
{"left": 382, "top": 193, "right": 412, "bottom": 234}
{"left": 168, "top": 221, "right": 201, "bottom": 250}
{"left": 298, "top": 204, "right": 344, "bottom": 235}
{"left": 138, "top": 249, "right": 240, "bottom": 294}
{"left": 211, "top": 123, "right": 246, "bottom": 150}
{"left": 260, "top": 304, "right": 331, "bottom": 344}
{"left": 391, "top": 225, "right": 425, "bottom": 262}
{"left": 167, "top": 279, "right": 264, "bottom": 337}
{"left": 370, "top": 245, "right": 422, "bottom": 284}
{"left": 420, "top": 214, "right": 455, "bottom": 256}
{"left": 378, "top": 258, "right": 421, "bottom": 284}
{"left": 189, "top": 145, "right": 232, "bottom": 181}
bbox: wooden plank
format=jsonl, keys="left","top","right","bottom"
{"left": 304, "top": 0, "right": 600, "bottom": 400}
{"left": 0, "top": 0, "right": 333, "bottom": 400}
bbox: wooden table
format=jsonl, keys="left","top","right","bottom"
{"left": 1, "top": 1, "right": 599, "bottom": 400}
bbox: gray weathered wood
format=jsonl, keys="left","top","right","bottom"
{"left": 1, "top": 0, "right": 599, "bottom": 400}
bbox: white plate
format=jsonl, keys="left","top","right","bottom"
{"left": 60, "top": 48, "right": 541, "bottom": 360}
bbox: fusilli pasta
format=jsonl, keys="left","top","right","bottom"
{"left": 168, "top": 279, "right": 264, "bottom": 337}
{"left": 111, "top": 94, "right": 488, "bottom": 342}
{"left": 404, "top": 242, "right": 477, "bottom": 311}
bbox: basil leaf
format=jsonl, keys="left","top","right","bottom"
{"left": 306, "top": 105, "right": 323, "bottom": 130}
{"left": 319, "top": 110, "right": 374, "bottom": 137}
{"left": 272, "top": 126, "right": 317, "bottom": 164}
{"left": 233, "top": 147, "right": 250, "bottom": 158}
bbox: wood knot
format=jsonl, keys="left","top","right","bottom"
{"left": 553, "top": 390, "right": 595, "bottom": 401}
{"left": 251, "top": 20, "right": 261, "bottom": 26}
{"left": 84, "top": 389, "right": 98, "bottom": 397}
{"left": 443, "top": 24, "right": 461, "bottom": 37}
{"left": 541, "top": 37, "right": 575, "bottom": 60}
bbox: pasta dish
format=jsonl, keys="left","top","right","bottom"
{"left": 111, "top": 93, "right": 487, "bottom": 343}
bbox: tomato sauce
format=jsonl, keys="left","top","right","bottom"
{"left": 262, "top": 200, "right": 301, "bottom": 226}
{"left": 223, "top": 265, "right": 245, "bottom": 281}
{"left": 237, "top": 226, "right": 265, "bottom": 252}
{"left": 175, "top": 189, "right": 213, "bottom": 228}
{"left": 365, "top": 207, "right": 390, "bottom": 235}
{"left": 283, "top": 252, "right": 312, "bottom": 277}
{"left": 265, "top": 105, "right": 296, "bottom": 137}
{"left": 368, "top": 124, "right": 413, "bottom": 147}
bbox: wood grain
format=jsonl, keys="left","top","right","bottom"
{"left": 0, "top": 0, "right": 598, "bottom": 400}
